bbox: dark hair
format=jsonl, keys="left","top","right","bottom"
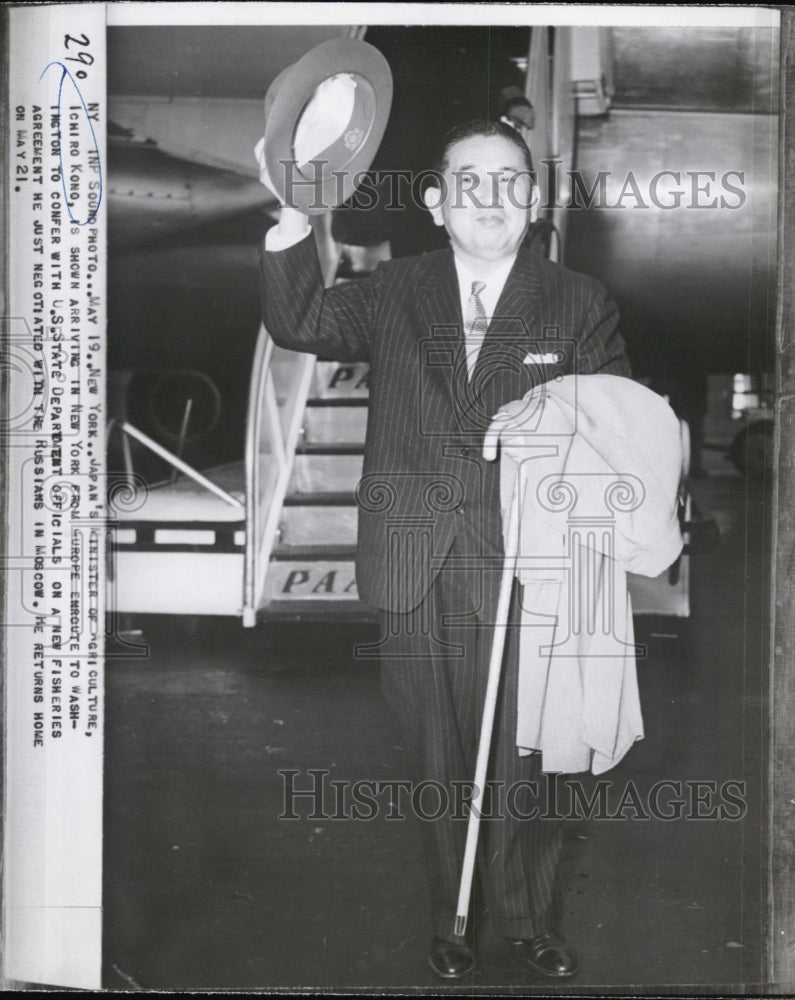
{"left": 433, "top": 119, "right": 535, "bottom": 176}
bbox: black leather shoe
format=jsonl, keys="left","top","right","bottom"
{"left": 428, "top": 936, "right": 474, "bottom": 980}
{"left": 510, "top": 932, "right": 578, "bottom": 979}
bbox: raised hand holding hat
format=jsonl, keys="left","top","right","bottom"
{"left": 257, "top": 37, "right": 392, "bottom": 215}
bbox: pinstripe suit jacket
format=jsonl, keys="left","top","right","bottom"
{"left": 260, "top": 234, "right": 630, "bottom": 614}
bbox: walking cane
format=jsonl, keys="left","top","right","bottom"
{"left": 453, "top": 468, "right": 522, "bottom": 938}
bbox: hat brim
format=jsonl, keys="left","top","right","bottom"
{"left": 263, "top": 37, "right": 392, "bottom": 215}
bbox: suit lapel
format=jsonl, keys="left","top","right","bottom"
{"left": 415, "top": 251, "right": 470, "bottom": 409}
{"left": 469, "top": 248, "right": 545, "bottom": 424}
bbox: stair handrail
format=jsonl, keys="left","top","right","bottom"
{"left": 242, "top": 324, "right": 279, "bottom": 626}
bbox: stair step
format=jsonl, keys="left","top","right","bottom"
{"left": 290, "top": 453, "right": 363, "bottom": 493}
{"left": 265, "top": 556, "right": 358, "bottom": 602}
{"left": 305, "top": 397, "right": 369, "bottom": 407}
{"left": 282, "top": 491, "right": 356, "bottom": 506}
{"left": 278, "top": 504, "right": 357, "bottom": 546}
{"left": 302, "top": 405, "right": 366, "bottom": 445}
{"left": 271, "top": 544, "right": 356, "bottom": 561}
{"left": 294, "top": 443, "right": 364, "bottom": 456}
{"left": 257, "top": 599, "right": 375, "bottom": 622}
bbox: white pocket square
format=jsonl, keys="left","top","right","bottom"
{"left": 523, "top": 351, "right": 560, "bottom": 365}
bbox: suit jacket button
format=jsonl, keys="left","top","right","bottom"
{"left": 459, "top": 446, "right": 470, "bottom": 456}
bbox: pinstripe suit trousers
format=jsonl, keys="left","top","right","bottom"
{"left": 378, "top": 553, "right": 565, "bottom": 945}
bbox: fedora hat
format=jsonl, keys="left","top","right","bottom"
{"left": 263, "top": 37, "right": 392, "bottom": 214}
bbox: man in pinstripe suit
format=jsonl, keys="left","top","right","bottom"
{"left": 258, "top": 121, "right": 630, "bottom": 980}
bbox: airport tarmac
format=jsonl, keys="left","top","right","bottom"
{"left": 102, "top": 452, "right": 768, "bottom": 993}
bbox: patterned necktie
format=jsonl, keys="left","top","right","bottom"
{"left": 464, "top": 280, "right": 488, "bottom": 379}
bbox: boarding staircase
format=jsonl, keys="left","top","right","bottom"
{"left": 107, "top": 220, "right": 380, "bottom": 626}
{"left": 262, "top": 357, "right": 369, "bottom": 616}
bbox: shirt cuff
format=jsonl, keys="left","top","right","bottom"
{"left": 264, "top": 225, "right": 312, "bottom": 252}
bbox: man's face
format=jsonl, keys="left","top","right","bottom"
{"left": 424, "top": 133, "right": 535, "bottom": 269}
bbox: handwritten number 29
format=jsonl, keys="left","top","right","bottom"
{"left": 63, "top": 33, "right": 92, "bottom": 79}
